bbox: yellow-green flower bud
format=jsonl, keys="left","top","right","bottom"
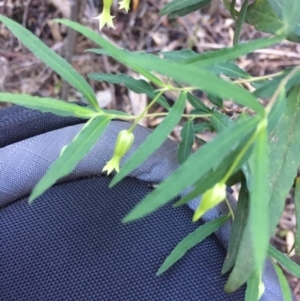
{"left": 94, "top": 0, "right": 115, "bottom": 30}
{"left": 102, "top": 130, "right": 134, "bottom": 175}
{"left": 119, "top": 0, "right": 131, "bottom": 12}
{"left": 193, "top": 182, "right": 226, "bottom": 222}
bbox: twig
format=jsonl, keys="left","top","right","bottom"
{"left": 61, "top": 0, "right": 82, "bottom": 101}
{"left": 22, "top": 0, "right": 32, "bottom": 27}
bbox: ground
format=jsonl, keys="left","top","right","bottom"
{"left": 0, "top": 0, "right": 299, "bottom": 298}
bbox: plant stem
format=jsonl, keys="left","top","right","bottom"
{"left": 265, "top": 65, "right": 300, "bottom": 115}
{"left": 233, "top": 71, "right": 283, "bottom": 84}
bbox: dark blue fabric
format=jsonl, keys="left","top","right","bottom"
{"left": 1, "top": 176, "right": 245, "bottom": 301}
{"left": 0, "top": 105, "right": 86, "bottom": 148}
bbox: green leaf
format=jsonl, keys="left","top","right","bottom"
{"left": 174, "top": 136, "right": 253, "bottom": 207}
{"left": 278, "top": 0, "right": 300, "bottom": 34}
{"left": 29, "top": 116, "right": 111, "bottom": 202}
{"left": 160, "top": 0, "right": 211, "bottom": 17}
{"left": 88, "top": 46, "right": 263, "bottom": 116}
{"left": 88, "top": 73, "right": 170, "bottom": 110}
{"left": 156, "top": 215, "right": 228, "bottom": 275}
{"left": 225, "top": 214, "right": 255, "bottom": 292}
{"left": 0, "top": 15, "right": 98, "bottom": 109}
{"left": 102, "top": 109, "right": 131, "bottom": 117}
{"left": 110, "top": 92, "right": 186, "bottom": 187}
{"left": 267, "top": 88, "right": 286, "bottom": 133}
{"left": 230, "top": 0, "right": 237, "bottom": 20}
{"left": 68, "top": 22, "right": 264, "bottom": 115}
{"left": 127, "top": 55, "right": 264, "bottom": 116}
{"left": 233, "top": 0, "right": 250, "bottom": 45}
{"left": 56, "top": 20, "right": 164, "bottom": 88}
{"left": 0, "top": 93, "right": 97, "bottom": 118}
{"left": 268, "top": 85, "right": 300, "bottom": 236}
{"left": 161, "top": 51, "right": 251, "bottom": 79}
{"left": 208, "top": 62, "right": 251, "bottom": 79}
{"left": 249, "top": 121, "right": 270, "bottom": 274}
{"left": 295, "top": 177, "right": 300, "bottom": 255}
{"left": 187, "top": 93, "right": 212, "bottom": 114}
{"left": 207, "top": 94, "right": 223, "bottom": 108}
{"left": 160, "top": 49, "right": 196, "bottom": 61}
{"left": 253, "top": 68, "right": 300, "bottom": 98}
{"left": 123, "top": 116, "right": 259, "bottom": 222}
{"left": 245, "top": 0, "right": 300, "bottom": 43}
{"left": 178, "top": 120, "right": 194, "bottom": 164}
{"left": 222, "top": 179, "right": 250, "bottom": 274}
{"left": 245, "top": 270, "right": 260, "bottom": 301}
{"left": 273, "top": 263, "right": 293, "bottom": 301}
{"left": 268, "top": 245, "right": 300, "bottom": 278}
{"left": 225, "top": 120, "right": 270, "bottom": 293}
{"left": 193, "top": 122, "right": 213, "bottom": 134}
{"left": 181, "top": 36, "right": 283, "bottom": 67}
{"left": 210, "top": 110, "right": 234, "bottom": 132}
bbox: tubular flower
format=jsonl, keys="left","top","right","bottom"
{"left": 119, "top": 0, "right": 131, "bottom": 12}
{"left": 193, "top": 183, "right": 226, "bottom": 222}
{"left": 102, "top": 130, "right": 134, "bottom": 175}
{"left": 94, "top": 0, "right": 115, "bottom": 30}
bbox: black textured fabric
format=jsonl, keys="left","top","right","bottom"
{"left": 2, "top": 176, "right": 245, "bottom": 301}
{"left": 0, "top": 105, "right": 86, "bottom": 147}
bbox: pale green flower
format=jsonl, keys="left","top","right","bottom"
{"left": 119, "top": 0, "right": 131, "bottom": 12}
{"left": 94, "top": 0, "right": 115, "bottom": 30}
{"left": 102, "top": 130, "right": 134, "bottom": 175}
{"left": 193, "top": 183, "right": 226, "bottom": 222}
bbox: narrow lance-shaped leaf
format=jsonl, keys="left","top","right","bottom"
{"left": 60, "top": 20, "right": 264, "bottom": 116}
{"left": 88, "top": 73, "right": 170, "bottom": 110}
{"left": 0, "top": 93, "right": 97, "bottom": 118}
{"left": 233, "top": 0, "right": 250, "bottom": 45}
{"left": 268, "top": 245, "right": 300, "bottom": 278}
{"left": 273, "top": 263, "right": 293, "bottom": 301}
{"left": 160, "top": 0, "right": 211, "bottom": 17}
{"left": 245, "top": 0, "right": 300, "bottom": 43}
{"left": 225, "top": 120, "right": 270, "bottom": 293}
{"left": 281, "top": 0, "right": 300, "bottom": 34}
{"left": 253, "top": 68, "right": 300, "bottom": 99}
{"left": 193, "top": 122, "right": 213, "bottom": 134}
{"left": 181, "top": 36, "right": 283, "bottom": 67}
{"left": 245, "top": 270, "right": 260, "bottom": 301}
{"left": 187, "top": 93, "right": 212, "bottom": 114}
{"left": 122, "top": 116, "right": 259, "bottom": 222}
{"left": 175, "top": 140, "right": 253, "bottom": 207}
{"left": 56, "top": 20, "right": 164, "bottom": 88}
{"left": 168, "top": 1, "right": 211, "bottom": 18}
{"left": 210, "top": 110, "right": 234, "bottom": 132}
{"left": 0, "top": 15, "right": 98, "bottom": 109}
{"left": 110, "top": 92, "right": 186, "bottom": 187}
{"left": 178, "top": 120, "right": 194, "bottom": 164}
{"left": 295, "top": 177, "right": 300, "bottom": 255}
{"left": 208, "top": 62, "right": 251, "bottom": 79}
{"left": 268, "top": 85, "right": 300, "bottom": 236}
{"left": 161, "top": 51, "right": 251, "bottom": 79}
{"left": 122, "top": 52, "right": 265, "bottom": 116}
{"left": 207, "top": 94, "right": 223, "bottom": 108}
{"left": 157, "top": 215, "right": 228, "bottom": 275}
{"left": 267, "top": 88, "right": 286, "bottom": 134}
{"left": 249, "top": 120, "right": 270, "bottom": 273}
{"left": 29, "top": 116, "right": 111, "bottom": 202}
{"left": 222, "top": 178, "right": 250, "bottom": 274}
{"left": 225, "top": 212, "right": 255, "bottom": 292}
